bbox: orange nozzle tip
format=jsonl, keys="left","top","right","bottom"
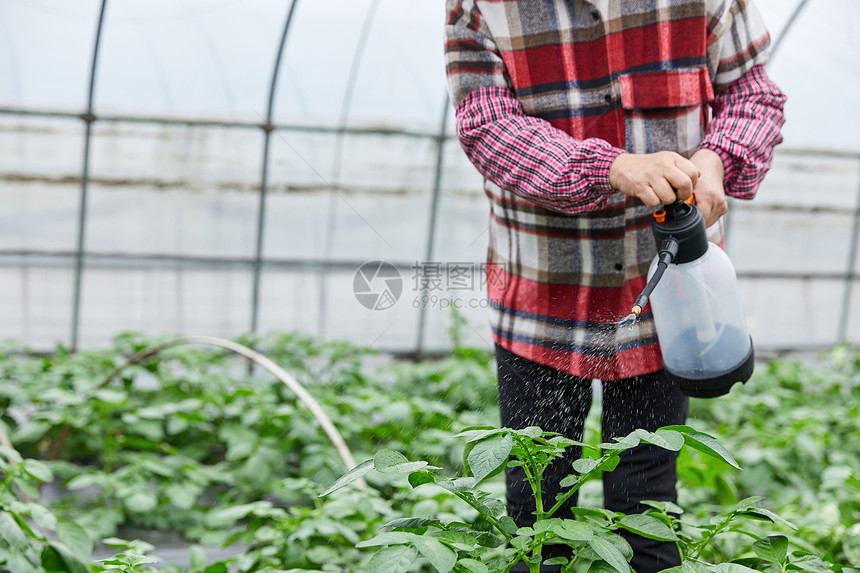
{"left": 684, "top": 194, "right": 695, "bottom": 204}
{"left": 653, "top": 209, "right": 666, "bottom": 223}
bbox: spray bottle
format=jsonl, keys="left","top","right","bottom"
{"left": 629, "top": 199, "right": 754, "bottom": 398}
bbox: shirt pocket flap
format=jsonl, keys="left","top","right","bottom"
{"left": 619, "top": 67, "right": 714, "bottom": 110}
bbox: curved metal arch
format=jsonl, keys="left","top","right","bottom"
{"left": 416, "top": 93, "right": 452, "bottom": 355}
{"left": 70, "top": 0, "right": 109, "bottom": 351}
{"left": 767, "top": 0, "right": 813, "bottom": 67}
{"left": 250, "top": 0, "right": 301, "bottom": 334}
{"left": 45, "top": 335, "right": 362, "bottom": 475}
{"left": 318, "top": 0, "right": 383, "bottom": 337}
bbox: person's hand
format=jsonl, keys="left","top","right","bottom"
{"left": 688, "top": 148, "right": 727, "bottom": 228}
{"left": 608, "top": 151, "right": 700, "bottom": 207}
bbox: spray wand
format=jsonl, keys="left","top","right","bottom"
{"left": 630, "top": 237, "right": 679, "bottom": 316}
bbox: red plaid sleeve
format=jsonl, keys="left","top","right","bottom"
{"left": 455, "top": 87, "right": 625, "bottom": 214}
{"left": 699, "top": 65, "right": 786, "bottom": 199}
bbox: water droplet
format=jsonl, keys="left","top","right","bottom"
{"left": 617, "top": 313, "right": 638, "bottom": 331}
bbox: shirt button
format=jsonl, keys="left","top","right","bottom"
{"left": 591, "top": 9, "right": 600, "bottom": 20}
{"left": 614, "top": 263, "right": 623, "bottom": 271}
{"left": 604, "top": 94, "right": 613, "bottom": 104}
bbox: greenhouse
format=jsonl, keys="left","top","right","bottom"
{"left": 0, "top": 0, "right": 858, "bottom": 571}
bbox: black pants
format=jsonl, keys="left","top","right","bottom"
{"left": 496, "top": 345, "right": 688, "bottom": 573}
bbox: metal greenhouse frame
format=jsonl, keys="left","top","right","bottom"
{"left": 0, "top": 0, "right": 857, "bottom": 354}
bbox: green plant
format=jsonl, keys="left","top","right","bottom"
{"left": 320, "top": 424, "right": 819, "bottom": 573}
{"left": 683, "top": 345, "right": 860, "bottom": 566}
{"left": 0, "top": 443, "right": 93, "bottom": 573}
{"left": 1, "top": 335, "right": 858, "bottom": 571}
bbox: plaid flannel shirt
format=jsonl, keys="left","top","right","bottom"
{"left": 445, "top": 0, "right": 786, "bottom": 380}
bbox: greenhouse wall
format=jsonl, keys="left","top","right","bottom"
{"left": 0, "top": 0, "right": 858, "bottom": 354}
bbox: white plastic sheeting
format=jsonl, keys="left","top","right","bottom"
{"left": 0, "top": 0, "right": 857, "bottom": 352}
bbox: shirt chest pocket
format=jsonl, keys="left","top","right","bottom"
{"left": 618, "top": 67, "right": 714, "bottom": 155}
{"left": 619, "top": 67, "right": 714, "bottom": 111}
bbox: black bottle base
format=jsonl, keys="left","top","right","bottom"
{"left": 665, "top": 339, "right": 755, "bottom": 398}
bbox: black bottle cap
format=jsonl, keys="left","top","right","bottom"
{"left": 651, "top": 201, "right": 709, "bottom": 264}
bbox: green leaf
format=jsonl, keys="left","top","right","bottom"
{"left": 556, "top": 520, "right": 595, "bottom": 542}
{"left": 413, "top": 536, "right": 457, "bottom": 573}
{"left": 366, "top": 545, "right": 418, "bottom": 573}
{"left": 55, "top": 520, "right": 93, "bottom": 561}
{"left": 374, "top": 450, "right": 429, "bottom": 474}
{"left": 467, "top": 433, "right": 513, "bottom": 483}
{"left": 357, "top": 531, "right": 419, "bottom": 548}
{"left": 41, "top": 543, "right": 90, "bottom": 573}
{"left": 639, "top": 429, "right": 685, "bottom": 451}
{"left": 408, "top": 471, "right": 435, "bottom": 488}
{"left": 101, "top": 537, "right": 155, "bottom": 552}
{"left": 753, "top": 535, "right": 789, "bottom": 564}
{"left": 22, "top": 459, "right": 53, "bottom": 483}
{"left": 588, "top": 536, "right": 631, "bottom": 573}
{"left": 455, "top": 428, "right": 499, "bottom": 442}
{"left": 740, "top": 508, "right": 797, "bottom": 530}
{"left": 732, "top": 558, "right": 763, "bottom": 569}
{"left": 474, "top": 532, "right": 504, "bottom": 548}
{"left": 481, "top": 498, "right": 506, "bottom": 518}
{"left": 572, "top": 506, "right": 620, "bottom": 522}
{"left": 662, "top": 562, "right": 712, "bottom": 573}
{"left": 66, "top": 473, "right": 101, "bottom": 491}
{"left": 641, "top": 500, "right": 684, "bottom": 516}
{"left": 29, "top": 503, "right": 58, "bottom": 530}
{"left": 0, "top": 445, "right": 23, "bottom": 464}
{"left": 12, "top": 421, "right": 52, "bottom": 445}
{"left": 573, "top": 458, "right": 600, "bottom": 474}
{"left": 384, "top": 517, "right": 441, "bottom": 530}
{"left": 728, "top": 496, "right": 765, "bottom": 513}
{"left": 206, "top": 502, "right": 269, "bottom": 527}
{"left": 787, "top": 555, "right": 833, "bottom": 573}
{"left": 458, "top": 558, "right": 489, "bottom": 573}
{"left": 513, "top": 426, "right": 543, "bottom": 438}
{"left": 499, "top": 516, "right": 518, "bottom": 534}
{"left": 0, "top": 513, "right": 31, "bottom": 558}
{"left": 433, "top": 475, "right": 476, "bottom": 494}
{"left": 319, "top": 459, "right": 373, "bottom": 496}
{"left": 573, "top": 455, "right": 620, "bottom": 476}
{"left": 94, "top": 388, "right": 127, "bottom": 403}
{"left": 433, "top": 529, "right": 478, "bottom": 551}
{"left": 166, "top": 482, "right": 200, "bottom": 510}
{"left": 617, "top": 514, "right": 679, "bottom": 542}
{"left": 712, "top": 564, "right": 760, "bottom": 573}
{"left": 125, "top": 489, "right": 158, "bottom": 513}
{"left": 663, "top": 425, "right": 741, "bottom": 470}
{"left": 600, "top": 433, "right": 642, "bottom": 451}
{"left": 511, "top": 536, "right": 530, "bottom": 550}
{"left": 189, "top": 545, "right": 207, "bottom": 570}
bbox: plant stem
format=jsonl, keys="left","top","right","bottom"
{"left": 453, "top": 491, "right": 513, "bottom": 541}
{"left": 513, "top": 436, "right": 546, "bottom": 567}
{"left": 691, "top": 515, "right": 731, "bottom": 559}
{"left": 514, "top": 436, "right": 544, "bottom": 517}
{"left": 546, "top": 451, "right": 618, "bottom": 518}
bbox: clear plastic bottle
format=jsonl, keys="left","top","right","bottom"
{"left": 638, "top": 200, "right": 754, "bottom": 397}
{"left": 648, "top": 243, "right": 752, "bottom": 389}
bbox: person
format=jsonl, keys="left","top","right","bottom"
{"left": 444, "top": 1, "right": 786, "bottom": 571}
